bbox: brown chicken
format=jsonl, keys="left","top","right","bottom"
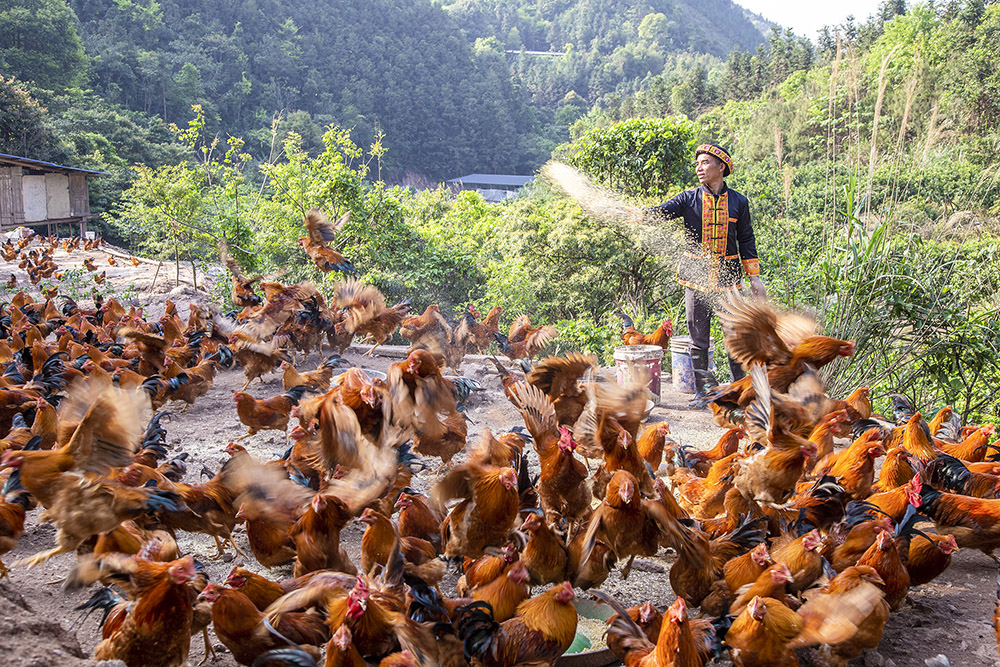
{"left": 906, "top": 532, "right": 958, "bottom": 585}
{"left": 282, "top": 359, "right": 335, "bottom": 391}
{"left": 233, "top": 385, "right": 312, "bottom": 440}
{"left": 494, "top": 315, "right": 558, "bottom": 361}
{"left": 199, "top": 584, "right": 328, "bottom": 665}
{"left": 598, "top": 593, "right": 709, "bottom": 667}
{"left": 218, "top": 239, "right": 263, "bottom": 307}
{"left": 725, "top": 586, "right": 884, "bottom": 667}
{"left": 682, "top": 425, "right": 743, "bottom": 477}
{"left": 816, "top": 566, "right": 891, "bottom": 667}
{"left": 66, "top": 554, "right": 199, "bottom": 667}
{"left": 822, "top": 428, "right": 885, "bottom": 500}
{"left": 334, "top": 279, "right": 411, "bottom": 356}
{"left": 724, "top": 542, "right": 773, "bottom": 593}
{"left": 770, "top": 529, "right": 824, "bottom": 593}
{"left": 602, "top": 600, "right": 662, "bottom": 663}
{"left": 636, "top": 421, "right": 673, "bottom": 472}
{"left": 457, "top": 581, "right": 578, "bottom": 667}
{"left": 395, "top": 489, "right": 442, "bottom": 551}
{"left": 708, "top": 294, "right": 855, "bottom": 411}
{"left": 872, "top": 446, "right": 916, "bottom": 493}
{"left": 164, "top": 358, "right": 219, "bottom": 407}
{"left": 358, "top": 508, "right": 442, "bottom": 584}
{"left": 388, "top": 349, "right": 465, "bottom": 466}
{"left": 939, "top": 423, "right": 996, "bottom": 461}
{"left": 434, "top": 462, "right": 519, "bottom": 558}
{"left": 471, "top": 559, "right": 531, "bottom": 622}
{"left": 730, "top": 562, "right": 796, "bottom": 615}
{"left": 514, "top": 383, "right": 591, "bottom": 527}
{"left": 299, "top": 209, "right": 354, "bottom": 273}
{"left": 454, "top": 305, "right": 503, "bottom": 355}
{"left": 580, "top": 471, "right": 675, "bottom": 578}
{"left": 524, "top": 352, "right": 594, "bottom": 426}
{"left": 292, "top": 492, "right": 357, "bottom": 576}
{"left": 519, "top": 511, "right": 570, "bottom": 585}
{"left": 0, "top": 471, "right": 31, "bottom": 578}
{"left": 734, "top": 363, "right": 818, "bottom": 505}
{"left": 619, "top": 312, "right": 674, "bottom": 349}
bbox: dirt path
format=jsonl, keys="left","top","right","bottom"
{"left": 0, "top": 235, "right": 997, "bottom": 666}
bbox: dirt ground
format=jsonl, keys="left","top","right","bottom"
{"left": 1, "top": 237, "right": 998, "bottom": 667}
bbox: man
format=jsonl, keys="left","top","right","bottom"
{"left": 648, "top": 143, "right": 765, "bottom": 398}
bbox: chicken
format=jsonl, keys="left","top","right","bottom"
{"left": 816, "top": 566, "right": 891, "bottom": 667}
{"left": 434, "top": 462, "right": 519, "bottom": 558}
{"left": 725, "top": 586, "right": 884, "bottom": 667}
{"left": 299, "top": 209, "right": 354, "bottom": 274}
{"left": 856, "top": 527, "right": 911, "bottom": 611}
{"left": 704, "top": 293, "right": 855, "bottom": 410}
{"left": 388, "top": 349, "right": 465, "bottom": 466}
{"left": 233, "top": 385, "right": 312, "bottom": 440}
{"left": 598, "top": 593, "right": 712, "bottom": 667}
{"left": 0, "top": 471, "right": 31, "bottom": 578}
{"left": 514, "top": 383, "right": 591, "bottom": 527}
{"left": 470, "top": 559, "right": 532, "bottom": 622}
{"left": 906, "top": 532, "right": 958, "bottom": 586}
{"left": 580, "top": 470, "right": 676, "bottom": 579}
{"left": 334, "top": 279, "right": 411, "bottom": 356}
{"left": 636, "top": 421, "right": 673, "bottom": 472}
{"left": 282, "top": 357, "right": 338, "bottom": 391}
{"left": 733, "top": 363, "right": 819, "bottom": 505}
{"left": 494, "top": 315, "right": 558, "bottom": 361}
{"left": 66, "top": 554, "right": 199, "bottom": 667}
{"left": 725, "top": 542, "right": 773, "bottom": 593}
{"left": 939, "top": 423, "right": 996, "bottom": 461}
{"left": 519, "top": 512, "right": 570, "bottom": 585}
{"left": 218, "top": 239, "right": 263, "bottom": 307}
{"left": 602, "top": 600, "right": 663, "bottom": 664}
{"left": 524, "top": 352, "right": 595, "bottom": 426}
{"left": 872, "top": 446, "right": 917, "bottom": 493}
{"left": 823, "top": 428, "right": 885, "bottom": 500}
{"left": 807, "top": 410, "right": 850, "bottom": 465}
{"left": 456, "top": 581, "right": 578, "bottom": 667}
{"left": 681, "top": 425, "right": 743, "bottom": 477}
{"left": 730, "top": 562, "right": 796, "bottom": 614}
{"left": 164, "top": 357, "right": 218, "bottom": 407}
{"left": 395, "top": 489, "right": 442, "bottom": 552}
{"left": 199, "top": 584, "right": 329, "bottom": 665}
{"left": 399, "top": 304, "right": 450, "bottom": 347}
{"left": 618, "top": 312, "right": 674, "bottom": 349}
{"left": 914, "top": 479, "right": 1000, "bottom": 559}
{"left": 454, "top": 305, "right": 503, "bottom": 355}
{"left": 770, "top": 529, "right": 824, "bottom": 593}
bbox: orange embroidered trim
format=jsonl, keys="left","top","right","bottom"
{"left": 742, "top": 258, "right": 760, "bottom": 276}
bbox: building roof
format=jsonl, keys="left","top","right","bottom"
{"left": 445, "top": 174, "right": 534, "bottom": 187}
{"left": 0, "top": 153, "right": 109, "bottom": 176}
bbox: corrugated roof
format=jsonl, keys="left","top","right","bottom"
{"left": 0, "top": 153, "right": 109, "bottom": 176}
{"left": 445, "top": 174, "right": 534, "bottom": 187}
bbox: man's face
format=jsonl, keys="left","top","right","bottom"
{"left": 696, "top": 154, "right": 724, "bottom": 184}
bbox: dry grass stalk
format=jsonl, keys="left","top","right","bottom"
{"left": 866, "top": 45, "right": 901, "bottom": 215}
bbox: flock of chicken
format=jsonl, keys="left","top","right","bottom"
{"left": 3, "top": 232, "right": 145, "bottom": 289}
{"left": 0, "top": 210, "right": 999, "bottom": 667}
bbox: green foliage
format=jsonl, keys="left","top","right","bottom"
{"left": 563, "top": 117, "right": 698, "bottom": 197}
{"left": 0, "top": 0, "right": 89, "bottom": 91}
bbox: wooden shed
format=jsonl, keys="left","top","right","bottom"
{"left": 0, "top": 154, "right": 107, "bottom": 237}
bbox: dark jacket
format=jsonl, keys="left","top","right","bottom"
{"left": 650, "top": 183, "right": 760, "bottom": 292}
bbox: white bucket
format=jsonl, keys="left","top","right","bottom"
{"left": 669, "top": 336, "right": 715, "bottom": 394}
{"left": 613, "top": 344, "right": 664, "bottom": 404}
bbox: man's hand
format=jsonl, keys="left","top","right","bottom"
{"left": 749, "top": 276, "right": 766, "bottom": 297}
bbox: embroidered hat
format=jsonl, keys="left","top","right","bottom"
{"left": 696, "top": 144, "right": 734, "bottom": 177}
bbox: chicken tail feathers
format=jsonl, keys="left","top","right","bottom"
{"left": 73, "top": 586, "right": 123, "bottom": 630}
{"left": 283, "top": 385, "right": 314, "bottom": 405}
{"left": 455, "top": 601, "right": 502, "bottom": 662}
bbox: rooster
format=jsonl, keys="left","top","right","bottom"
{"left": 299, "top": 209, "right": 355, "bottom": 274}
{"left": 617, "top": 312, "right": 673, "bottom": 349}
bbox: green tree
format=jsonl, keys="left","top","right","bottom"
{"left": 0, "top": 0, "right": 89, "bottom": 91}
{"left": 565, "top": 117, "right": 698, "bottom": 198}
